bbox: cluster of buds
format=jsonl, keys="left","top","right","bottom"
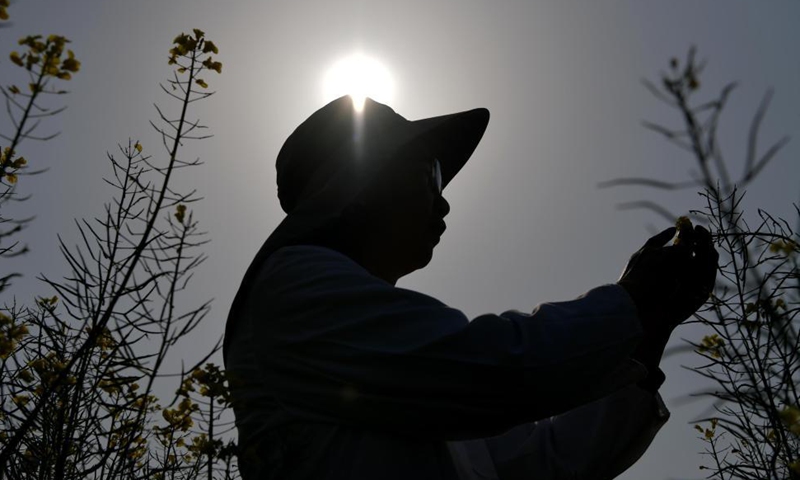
{"left": 161, "top": 397, "right": 198, "bottom": 433}
{"left": 176, "top": 362, "right": 231, "bottom": 406}
{"left": 0, "top": 311, "right": 28, "bottom": 359}
{"left": 27, "top": 351, "right": 72, "bottom": 390}
{"left": 697, "top": 333, "right": 725, "bottom": 359}
{"left": 665, "top": 51, "right": 701, "bottom": 93}
{"left": 694, "top": 418, "right": 719, "bottom": 441}
{"left": 174, "top": 204, "right": 187, "bottom": 223}
{"left": 9, "top": 35, "right": 81, "bottom": 83}
{"left": 0, "top": 146, "right": 26, "bottom": 184}
{"left": 769, "top": 238, "right": 798, "bottom": 257}
{"left": 168, "top": 28, "right": 222, "bottom": 90}
{"left": 780, "top": 405, "right": 800, "bottom": 437}
{"left": 186, "top": 432, "right": 224, "bottom": 459}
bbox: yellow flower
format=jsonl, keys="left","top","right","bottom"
{"left": 202, "top": 57, "right": 222, "bottom": 73}
{"left": 9, "top": 51, "right": 23, "bottom": 66}
{"left": 5, "top": 173, "right": 17, "bottom": 184}
{"left": 769, "top": 239, "right": 798, "bottom": 256}
{"left": 673, "top": 216, "right": 693, "bottom": 246}
{"left": 202, "top": 40, "right": 219, "bottom": 55}
{"left": 0, "top": 336, "right": 13, "bottom": 359}
{"left": 780, "top": 405, "right": 800, "bottom": 436}
{"left": 61, "top": 56, "right": 80, "bottom": 73}
{"left": 134, "top": 142, "right": 143, "bottom": 153}
{"left": 698, "top": 334, "right": 725, "bottom": 359}
{"left": 175, "top": 204, "right": 187, "bottom": 223}
{"left": 193, "top": 28, "right": 205, "bottom": 39}
{"left": 18, "top": 369, "right": 34, "bottom": 384}
{"left": 195, "top": 78, "right": 208, "bottom": 89}
{"left": 37, "top": 295, "right": 58, "bottom": 308}
{"left": 9, "top": 323, "right": 28, "bottom": 340}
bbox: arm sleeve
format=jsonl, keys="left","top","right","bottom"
{"left": 449, "top": 386, "right": 671, "bottom": 480}
{"left": 244, "top": 245, "right": 649, "bottom": 440}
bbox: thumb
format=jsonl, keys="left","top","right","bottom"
{"left": 644, "top": 226, "right": 677, "bottom": 249}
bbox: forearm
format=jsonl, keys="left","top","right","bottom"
{"left": 453, "top": 384, "right": 671, "bottom": 480}
{"left": 617, "top": 281, "right": 671, "bottom": 393}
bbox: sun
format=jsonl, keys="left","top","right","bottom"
{"left": 322, "top": 53, "right": 395, "bottom": 112}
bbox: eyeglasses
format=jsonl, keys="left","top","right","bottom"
{"left": 431, "top": 158, "right": 443, "bottom": 196}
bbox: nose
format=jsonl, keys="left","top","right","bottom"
{"left": 435, "top": 196, "right": 450, "bottom": 218}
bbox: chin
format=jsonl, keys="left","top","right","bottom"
{"left": 416, "top": 242, "right": 436, "bottom": 269}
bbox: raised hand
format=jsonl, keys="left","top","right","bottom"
{"left": 617, "top": 224, "right": 719, "bottom": 336}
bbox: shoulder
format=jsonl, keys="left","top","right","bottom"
{"left": 259, "top": 244, "right": 377, "bottom": 286}
{"left": 251, "top": 244, "right": 395, "bottom": 303}
{"left": 268, "top": 244, "right": 363, "bottom": 271}
{"left": 255, "top": 244, "right": 449, "bottom": 311}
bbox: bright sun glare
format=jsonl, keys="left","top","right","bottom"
{"left": 322, "top": 53, "right": 395, "bottom": 112}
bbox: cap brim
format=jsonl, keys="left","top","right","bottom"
{"left": 406, "top": 107, "right": 490, "bottom": 189}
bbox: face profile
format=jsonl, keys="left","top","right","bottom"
{"left": 340, "top": 140, "right": 451, "bottom": 283}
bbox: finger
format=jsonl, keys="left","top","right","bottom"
{"left": 677, "top": 223, "right": 697, "bottom": 245}
{"left": 644, "top": 226, "right": 677, "bottom": 249}
{"left": 693, "top": 225, "right": 718, "bottom": 257}
{"left": 694, "top": 225, "right": 712, "bottom": 244}
{"left": 668, "top": 243, "right": 694, "bottom": 257}
{"left": 693, "top": 225, "right": 715, "bottom": 251}
{"left": 693, "top": 232, "right": 719, "bottom": 265}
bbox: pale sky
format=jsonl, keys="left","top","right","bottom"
{"left": 3, "top": 1, "right": 800, "bottom": 478}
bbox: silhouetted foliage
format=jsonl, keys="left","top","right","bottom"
{"left": 0, "top": 31, "right": 80, "bottom": 292}
{"left": 602, "top": 48, "right": 799, "bottom": 479}
{"left": 0, "top": 19, "right": 238, "bottom": 480}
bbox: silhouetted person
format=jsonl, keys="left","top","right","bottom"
{"left": 223, "top": 95, "right": 718, "bottom": 480}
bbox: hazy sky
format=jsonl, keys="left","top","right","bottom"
{"left": 3, "top": 1, "right": 800, "bottom": 478}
